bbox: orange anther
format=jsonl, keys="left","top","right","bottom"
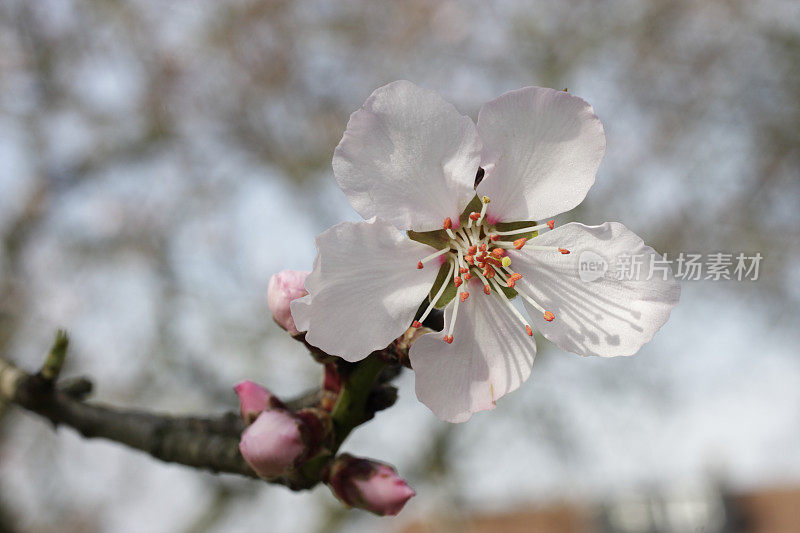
{"left": 479, "top": 243, "right": 487, "bottom": 252}
{"left": 543, "top": 311, "right": 555, "bottom": 322}
{"left": 460, "top": 292, "right": 469, "bottom": 302}
{"left": 412, "top": 320, "right": 422, "bottom": 328}
{"left": 558, "top": 248, "right": 570, "bottom": 255}
{"left": 417, "top": 261, "right": 424, "bottom": 269}
{"left": 509, "top": 273, "right": 523, "bottom": 282}
{"left": 485, "top": 257, "right": 502, "bottom": 267}
{"left": 491, "top": 248, "right": 505, "bottom": 258}
{"left": 459, "top": 267, "right": 468, "bottom": 274}
{"left": 469, "top": 212, "right": 480, "bottom": 221}
{"left": 468, "top": 245, "right": 477, "bottom": 255}
{"left": 465, "top": 255, "right": 475, "bottom": 265}
{"left": 443, "top": 335, "right": 454, "bottom": 344}
{"left": 443, "top": 217, "right": 452, "bottom": 229}
{"left": 507, "top": 280, "right": 516, "bottom": 288}
{"left": 454, "top": 277, "right": 463, "bottom": 287}
{"left": 463, "top": 273, "right": 472, "bottom": 281}
{"left": 483, "top": 284, "right": 491, "bottom": 295}
{"left": 489, "top": 234, "right": 500, "bottom": 241}
{"left": 483, "top": 266, "right": 496, "bottom": 278}
{"left": 547, "top": 220, "right": 555, "bottom": 230}
{"left": 525, "top": 325, "right": 533, "bottom": 336}
{"left": 513, "top": 238, "right": 527, "bottom": 250}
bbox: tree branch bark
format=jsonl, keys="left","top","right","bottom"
{"left": 1, "top": 355, "right": 262, "bottom": 479}
{"left": 0, "top": 330, "right": 409, "bottom": 490}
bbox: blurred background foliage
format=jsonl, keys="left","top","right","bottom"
{"left": 1, "top": 0, "right": 799, "bottom": 532}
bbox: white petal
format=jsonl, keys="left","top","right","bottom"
{"left": 289, "top": 294, "right": 312, "bottom": 333}
{"left": 511, "top": 222, "right": 680, "bottom": 357}
{"left": 476, "top": 87, "right": 606, "bottom": 223}
{"left": 333, "top": 80, "right": 481, "bottom": 232}
{"left": 293, "top": 218, "right": 439, "bottom": 362}
{"left": 409, "top": 286, "right": 537, "bottom": 423}
{"left": 289, "top": 254, "right": 321, "bottom": 333}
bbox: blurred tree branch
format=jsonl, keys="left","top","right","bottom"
{"left": 0, "top": 344, "right": 260, "bottom": 479}
{"left": 0, "top": 330, "right": 407, "bottom": 490}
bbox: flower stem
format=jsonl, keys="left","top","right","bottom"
{"left": 330, "top": 354, "right": 386, "bottom": 451}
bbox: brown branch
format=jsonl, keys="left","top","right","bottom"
{"left": 0, "top": 357, "right": 326, "bottom": 487}
{"left": 0, "top": 331, "right": 406, "bottom": 491}
{"left": 1, "top": 356, "right": 260, "bottom": 479}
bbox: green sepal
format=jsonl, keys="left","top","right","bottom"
{"left": 458, "top": 195, "right": 483, "bottom": 226}
{"left": 493, "top": 220, "right": 539, "bottom": 242}
{"left": 428, "top": 262, "right": 457, "bottom": 308}
{"left": 499, "top": 284, "right": 518, "bottom": 300}
{"left": 407, "top": 229, "right": 450, "bottom": 250}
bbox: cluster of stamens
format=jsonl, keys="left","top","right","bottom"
{"left": 414, "top": 196, "right": 569, "bottom": 343}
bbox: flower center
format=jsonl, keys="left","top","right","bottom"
{"left": 413, "top": 196, "right": 568, "bottom": 343}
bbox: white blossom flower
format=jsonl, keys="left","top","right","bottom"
{"left": 292, "top": 81, "right": 680, "bottom": 423}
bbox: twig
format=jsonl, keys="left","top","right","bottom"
{"left": 1, "top": 331, "right": 408, "bottom": 490}
{"left": 2, "top": 355, "right": 259, "bottom": 479}
{"left": 330, "top": 354, "right": 386, "bottom": 450}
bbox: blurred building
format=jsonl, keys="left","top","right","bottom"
{"left": 404, "top": 484, "right": 800, "bottom": 533}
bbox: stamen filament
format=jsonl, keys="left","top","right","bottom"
{"left": 471, "top": 224, "right": 481, "bottom": 243}
{"left": 528, "top": 246, "right": 570, "bottom": 254}
{"left": 455, "top": 228, "right": 472, "bottom": 249}
{"left": 488, "top": 278, "right": 533, "bottom": 336}
{"left": 446, "top": 285, "right": 462, "bottom": 343}
{"left": 418, "top": 247, "right": 449, "bottom": 267}
{"left": 490, "top": 222, "right": 552, "bottom": 236}
{"left": 507, "top": 276, "right": 548, "bottom": 316}
{"left": 417, "top": 260, "right": 455, "bottom": 325}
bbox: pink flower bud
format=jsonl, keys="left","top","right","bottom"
{"left": 234, "top": 380, "right": 279, "bottom": 424}
{"left": 327, "top": 454, "right": 415, "bottom": 516}
{"left": 239, "top": 410, "right": 306, "bottom": 478}
{"left": 268, "top": 270, "right": 310, "bottom": 334}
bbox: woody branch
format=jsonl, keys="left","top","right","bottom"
{"left": 0, "top": 330, "right": 406, "bottom": 490}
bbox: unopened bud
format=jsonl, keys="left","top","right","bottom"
{"left": 326, "top": 454, "right": 415, "bottom": 516}
{"left": 234, "top": 380, "right": 282, "bottom": 424}
{"left": 239, "top": 410, "right": 306, "bottom": 479}
{"left": 268, "top": 270, "right": 310, "bottom": 334}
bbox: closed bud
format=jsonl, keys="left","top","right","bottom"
{"left": 326, "top": 454, "right": 415, "bottom": 516}
{"left": 233, "top": 380, "right": 282, "bottom": 424}
{"left": 268, "top": 270, "right": 309, "bottom": 334}
{"left": 239, "top": 410, "right": 306, "bottom": 479}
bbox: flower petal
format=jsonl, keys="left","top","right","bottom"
{"left": 409, "top": 285, "right": 537, "bottom": 423}
{"left": 289, "top": 254, "right": 322, "bottom": 333}
{"left": 510, "top": 222, "right": 680, "bottom": 357}
{"left": 239, "top": 410, "right": 305, "bottom": 479}
{"left": 333, "top": 80, "right": 481, "bottom": 232}
{"left": 289, "top": 294, "right": 312, "bottom": 333}
{"left": 476, "top": 87, "right": 606, "bottom": 223}
{"left": 292, "top": 218, "right": 439, "bottom": 362}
